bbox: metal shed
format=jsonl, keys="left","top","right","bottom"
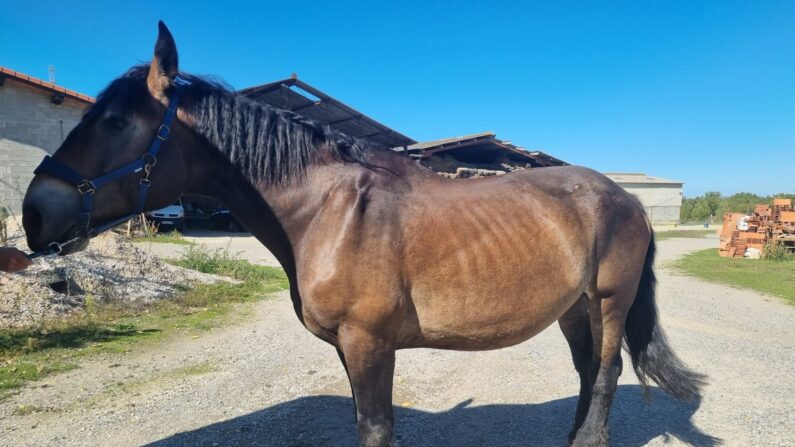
{"left": 604, "top": 173, "right": 683, "bottom": 225}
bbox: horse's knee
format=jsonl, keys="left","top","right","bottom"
{"left": 338, "top": 326, "right": 396, "bottom": 446}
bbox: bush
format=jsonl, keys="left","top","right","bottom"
{"left": 173, "top": 245, "right": 241, "bottom": 275}
{"left": 763, "top": 241, "right": 794, "bottom": 262}
{"left": 680, "top": 192, "right": 795, "bottom": 223}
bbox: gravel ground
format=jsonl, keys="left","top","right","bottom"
{"left": 1, "top": 236, "right": 793, "bottom": 446}
{"left": 0, "top": 221, "right": 221, "bottom": 328}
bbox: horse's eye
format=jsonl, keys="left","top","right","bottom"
{"left": 104, "top": 115, "right": 127, "bottom": 130}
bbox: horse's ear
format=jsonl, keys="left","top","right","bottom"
{"left": 147, "top": 21, "right": 179, "bottom": 100}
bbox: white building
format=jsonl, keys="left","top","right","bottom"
{"left": 604, "top": 173, "right": 683, "bottom": 225}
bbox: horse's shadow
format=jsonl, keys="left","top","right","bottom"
{"left": 146, "top": 385, "right": 719, "bottom": 447}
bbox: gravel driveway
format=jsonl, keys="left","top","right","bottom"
{"left": 2, "top": 236, "right": 793, "bottom": 446}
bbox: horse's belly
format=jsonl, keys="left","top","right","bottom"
{"left": 405, "top": 270, "right": 585, "bottom": 350}
{"left": 400, "top": 186, "right": 592, "bottom": 350}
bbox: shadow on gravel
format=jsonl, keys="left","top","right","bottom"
{"left": 146, "top": 385, "right": 719, "bottom": 447}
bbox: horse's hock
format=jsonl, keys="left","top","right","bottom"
{"left": 0, "top": 218, "right": 219, "bottom": 328}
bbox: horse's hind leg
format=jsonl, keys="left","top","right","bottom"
{"left": 571, "top": 287, "right": 636, "bottom": 447}
{"left": 558, "top": 295, "right": 596, "bottom": 443}
{"left": 338, "top": 325, "right": 396, "bottom": 447}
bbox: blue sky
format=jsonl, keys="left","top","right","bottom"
{"left": 2, "top": 1, "right": 793, "bottom": 196}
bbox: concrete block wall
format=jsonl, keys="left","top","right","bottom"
{"left": 643, "top": 205, "right": 681, "bottom": 225}
{"left": 619, "top": 184, "right": 683, "bottom": 225}
{"left": 0, "top": 79, "right": 87, "bottom": 213}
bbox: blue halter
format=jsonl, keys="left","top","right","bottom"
{"left": 31, "top": 77, "right": 191, "bottom": 257}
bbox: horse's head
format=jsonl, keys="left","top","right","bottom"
{"left": 23, "top": 22, "right": 194, "bottom": 255}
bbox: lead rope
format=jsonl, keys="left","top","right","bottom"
{"left": 27, "top": 236, "right": 82, "bottom": 260}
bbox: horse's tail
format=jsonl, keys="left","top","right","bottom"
{"left": 623, "top": 233, "right": 706, "bottom": 402}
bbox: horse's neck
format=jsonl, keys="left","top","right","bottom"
{"left": 189, "top": 138, "right": 424, "bottom": 267}
{"left": 188, "top": 156, "right": 297, "bottom": 274}
{"left": 188, "top": 152, "right": 364, "bottom": 270}
{"left": 259, "top": 150, "right": 425, "bottom": 244}
{"left": 259, "top": 162, "right": 367, "bottom": 242}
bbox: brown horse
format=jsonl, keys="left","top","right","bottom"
{"left": 23, "top": 22, "right": 704, "bottom": 446}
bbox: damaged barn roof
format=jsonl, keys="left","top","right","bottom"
{"left": 240, "top": 77, "right": 565, "bottom": 167}
{"left": 400, "top": 132, "right": 568, "bottom": 167}
{"left": 239, "top": 75, "right": 416, "bottom": 149}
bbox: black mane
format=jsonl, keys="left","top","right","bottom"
{"left": 86, "top": 66, "right": 373, "bottom": 185}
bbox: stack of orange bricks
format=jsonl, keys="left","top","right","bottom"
{"left": 719, "top": 198, "right": 795, "bottom": 258}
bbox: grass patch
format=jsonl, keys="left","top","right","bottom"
{"left": 168, "top": 245, "right": 289, "bottom": 293}
{"left": 0, "top": 362, "right": 78, "bottom": 396}
{"left": 12, "top": 404, "right": 47, "bottom": 415}
{"left": 175, "top": 360, "right": 219, "bottom": 377}
{"left": 0, "top": 246, "right": 288, "bottom": 398}
{"left": 764, "top": 241, "right": 795, "bottom": 262}
{"left": 113, "top": 360, "right": 219, "bottom": 396}
{"left": 131, "top": 230, "right": 193, "bottom": 245}
{"left": 655, "top": 229, "right": 714, "bottom": 240}
{"left": 672, "top": 249, "right": 795, "bottom": 304}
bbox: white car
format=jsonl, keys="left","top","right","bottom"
{"left": 145, "top": 199, "right": 185, "bottom": 231}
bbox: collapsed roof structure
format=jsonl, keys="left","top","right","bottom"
{"left": 398, "top": 132, "right": 567, "bottom": 178}
{"left": 240, "top": 75, "right": 416, "bottom": 149}
{"left": 241, "top": 76, "right": 566, "bottom": 177}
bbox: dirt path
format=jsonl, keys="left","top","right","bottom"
{"left": 2, "top": 237, "right": 793, "bottom": 446}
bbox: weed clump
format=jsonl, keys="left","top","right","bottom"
{"left": 763, "top": 241, "right": 794, "bottom": 262}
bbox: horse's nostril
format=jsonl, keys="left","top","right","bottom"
{"left": 22, "top": 203, "right": 52, "bottom": 252}
{"left": 22, "top": 204, "right": 43, "bottom": 237}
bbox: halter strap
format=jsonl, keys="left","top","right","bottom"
{"left": 31, "top": 77, "right": 191, "bottom": 255}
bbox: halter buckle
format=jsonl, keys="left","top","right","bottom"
{"left": 141, "top": 153, "right": 157, "bottom": 177}
{"left": 141, "top": 153, "right": 157, "bottom": 167}
{"left": 47, "top": 241, "right": 64, "bottom": 255}
{"left": 156, "top": 124, "right": 170, "bottom": 140}
{"left": 77, "top": 180, "right": 95, "bottom": 195}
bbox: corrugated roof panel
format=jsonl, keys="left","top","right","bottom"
{"left": 240, "top": 77, "right": 416, "bottom": 148}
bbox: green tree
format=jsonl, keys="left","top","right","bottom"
{"left": 690, "top": 199, "right": 714, "bottom": 221}
{"left": 679, "top": 192, "right": 794, "bottom": 223}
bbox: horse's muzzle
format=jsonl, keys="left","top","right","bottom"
{"left": 22, "top": 176, "right": 86, "bottom": 254}
{"left": 23, "top": 215, "right": 87, "bottom": 256}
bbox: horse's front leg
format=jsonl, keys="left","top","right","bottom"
{"left": 339, "top": 324, "right": 396, "bottom": 447}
